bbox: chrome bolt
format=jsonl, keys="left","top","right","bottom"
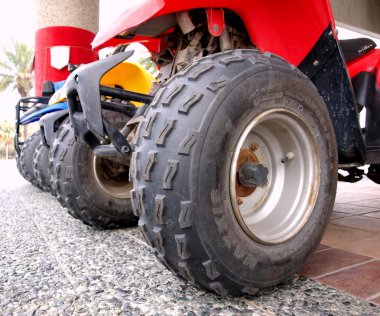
{"left": 281, "top": 152, "right": 295, "bottom": 163}
{"left": 121, "top": 146, "right": 130, "bottom": 154}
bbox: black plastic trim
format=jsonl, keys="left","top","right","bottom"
{"left": 67, "top": 51, "right": 135, "bottom": 140}
{"left": 298, "top": 24, "right": 366, "bottom": 165}
{"left": 351, "top": 72, "right": 375, "bottom": 111}
{"left": 66, "top": 50, "right": 154, "bottom": 154}
{"left": 365, "top": 82, "right": 380, "bottom": 153}
{"left": 39, "top": 110, "right": 69, "bottom": 148}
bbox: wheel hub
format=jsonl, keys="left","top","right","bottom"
{"left": 235, "top": 149, "right": 260, "bottom": 198}
{"left": 93, "top": 156, "right": 132, "bottom": 199}
{"left": 230, "top": 109, "right": 320, "bottom": 245}
{"left": 238, "top": 161, "right": 269, "bottom": 188}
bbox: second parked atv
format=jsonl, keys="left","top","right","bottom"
{"left": 14, "top": 81, "right": 67, "bottom": 191}
{"left": 47, "top": 60, "right": 154, "bottom": 228}
{"left": 16, "top": 55, "right": 155, "bottom": 229}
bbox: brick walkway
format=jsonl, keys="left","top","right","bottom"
{"left": 301, "top": 177, "right": 380, "bottom": 306}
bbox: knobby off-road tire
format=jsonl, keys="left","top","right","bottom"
{"left": 20, "top": 130, "right": 42, "bottom": 186}
{"left": 16, "top": 153, "right": 27, "bottom": 180}
{"left": 33, "top": 142, "right": 51, "bottom": 192}
{"left": 50, "top": 113, "right": 137, "bottom": 229}
{"left": 131, "top": 50, "right": 338, "bottom": 296}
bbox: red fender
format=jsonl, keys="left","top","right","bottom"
{"left": 93, "top": 0, "right": 335, "bottom": 66}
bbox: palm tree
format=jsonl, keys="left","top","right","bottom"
{"left": 137, "top": 56, "right": 159, "bottom": 76}
{"left": 0, "top": 41, "right": 33, "bottom": 97}
{"left": 0, "top": 41, "right": 34, "bottom": 140}
{"left": 0, "top": 120, "right": 15, "bottom": 159}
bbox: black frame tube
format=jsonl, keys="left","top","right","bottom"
{"left": 14, "top": 96, "right": 50, "bottom": 154}
{"left": 101, "top": 100, "right": 137, "bottom": 117}
{"left": 99, "top": 85, "right": 154, "bottom": 104}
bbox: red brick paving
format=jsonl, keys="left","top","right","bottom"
{"left": 300, "top": 178, "right": 380, "bottom": 306}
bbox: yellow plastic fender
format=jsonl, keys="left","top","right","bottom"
{"left": 101, "top": 61, "right": 154, "bottom": 106}
{"left": 49, "top": 61, "right": 154, "bottom": 106}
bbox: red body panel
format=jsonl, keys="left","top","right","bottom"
{"left": 93, "top": 0, "right": 334, "bottom": 66}
{"left": 35, "top": 26, "right": 98, "bottom": 96}
{"left": 347, "top": 49, "right": 380, "bottom": 88}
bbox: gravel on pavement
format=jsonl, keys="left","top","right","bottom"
{"left": 1, "top": 159, "right": 379, "bottom": 315}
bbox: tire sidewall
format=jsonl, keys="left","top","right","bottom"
{"left": 33, "top": 142, "right": 51, "bottom": 191}
{"left": 192, "top": 66, "right": 337, "bottom": 287}
{"left": 20, "top": 130, "right": 42, "bottom": 185}
{"left": 70, "top": 137, "right": 132, "bottom": 219}
{"left": 59, "top": 110, "right": 135, "bottom": 223}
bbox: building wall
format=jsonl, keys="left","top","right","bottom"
{"left": 331, "top": 0, "right": 380, "bottom": 35}
{"left": 34, "top": 0, "right": 99, "bottom": 95}
{"left": 36, "top": 0, "right": 99, "bottom": 33}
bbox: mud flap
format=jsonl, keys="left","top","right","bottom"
{"left": 66, "top": 51, "right": 153, "bottom": 154}
{"left": 66, "top": 51, "right": 134, "bottom": 141}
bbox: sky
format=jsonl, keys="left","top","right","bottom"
{"left": 0, "top": 1, "right": 379, "bottom": 122}
{"left": 0, "top": 1, "right": 35, "bottom": 122}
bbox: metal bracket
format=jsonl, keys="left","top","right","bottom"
{"left": 206, "top": 8, "right": 225, "bottom": 37}
{"left": 14, "top": 96, "right": 50, "bottom": 154}
{"left": 92, "top": 144, "right": 130, "bottom": 165}
{"left": 103, "top": 116, "right": 131, "bottom": 154}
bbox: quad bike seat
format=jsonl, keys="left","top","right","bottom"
{"left": 339, "top": 38, "right": 377, "bottom": 63}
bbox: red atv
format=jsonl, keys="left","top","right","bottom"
{"left": 65, "top": 0, "right": 380, "bottom": 296}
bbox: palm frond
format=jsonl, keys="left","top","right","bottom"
{"left": 4, "top": 49, "right": 18, "bottom": 68}
{"left": 0, "top": 120, "right": 15, "bottom": 145}
{"left": 0, "top": 76, "right": 14, "bottom": 92}
{"left": 0, "top": 61, "right": 12, "bottom": 72}
{"left": 0, "top": 41, "right": 33, "bottom": 96}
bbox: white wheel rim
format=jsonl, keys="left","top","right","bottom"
{"left": 230, "top": 109, "right": 320, "bottom": 244}
{"left": 93, "top": 156, "right": 132, "bottom": 200}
